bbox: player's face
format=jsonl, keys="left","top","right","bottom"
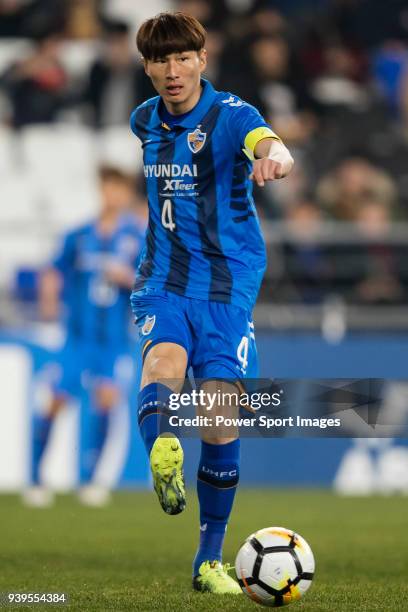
{"left": 100, "top": 180, "right": 132, "bottom": 215}
{"left": 144, "top": 49, "right": 207, "bottom": 114}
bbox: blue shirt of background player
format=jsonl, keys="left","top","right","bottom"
{"left": 53, "top": 217, "right": 144, "bottom": 347}
{"left": 130, "top": 79, "right": 270, "bottom": 312}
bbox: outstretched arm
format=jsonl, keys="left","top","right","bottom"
{"left": 250, "top": 137, "right": 294, "bottom": 187}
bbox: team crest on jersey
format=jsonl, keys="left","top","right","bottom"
{"left": 141, "top": 315, "right": 156, "bottom": 336}
{"left": 187, "top": 127, "right": 206, "bottom": 153}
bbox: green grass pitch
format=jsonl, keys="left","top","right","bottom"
{"left": 0, "top": 490, "right": 407, "bottom": 611}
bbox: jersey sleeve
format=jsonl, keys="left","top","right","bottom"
{"left": 52, "top": 231, "right": 76, "bottom": 275}
{"left": 225, "top": 99, "right": 281, "bottom": 159}
{"left": 130, "top": 108, "right": 139, "bottom": 138}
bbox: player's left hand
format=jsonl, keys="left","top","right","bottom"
{"left": 250, "top": 139, "right": 294, "bottom": 187}
{"left": 250, "top": 158, "right": 284, "bottom": 187}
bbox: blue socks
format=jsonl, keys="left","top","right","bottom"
{"left": 138, "top": 382, "right": 174, "bottom": 456}
{"left": 31, "top": 414, "right": 53, "bottom": 485}
{"left": 139, "top": 384, "right": 241, "bottom": 577}
{"left": 193, "top": 439, "right": 240, "bottom": 576}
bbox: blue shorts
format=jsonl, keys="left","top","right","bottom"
{"left": 130, "top": 287, "right": 258, "bottom": 380}
{"left": 53, "top": 338, "right": 132, "bottom": 397}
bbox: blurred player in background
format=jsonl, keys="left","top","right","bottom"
{"left": 130, "top": 13, "right": 293, "bottom": 594}
{"left": 24, "top": 166, "right": 145, "bottom": 508}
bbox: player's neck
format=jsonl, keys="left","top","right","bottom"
{"left": 163, "top": 84, "right": 203, "bottom": 116}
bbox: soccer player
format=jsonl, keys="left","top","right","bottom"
{"left": 130, "top": 12, "right": 294, "bottom": 593}
{"left": 24, "top": 166, "right": 145, "bottom": 508}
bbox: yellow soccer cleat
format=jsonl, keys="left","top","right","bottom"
{"left": 193, "top": 561, "right": 242, "bottom": 595}
{"left": 149, "top": 435, "right": 186, "bottom": 515}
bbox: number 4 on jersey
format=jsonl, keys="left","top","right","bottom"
{"left": 162, "top": 199, "right": 176, "bottom": 232}
{"left": 237, "top": 336, "right": 249, "bottom": 374}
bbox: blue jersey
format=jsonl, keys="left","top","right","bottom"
{"left": 53, "top": 217, "right": 144, "bottom": 346}
{"left": 130, "top": 79, "right": 276, "bottom": 311}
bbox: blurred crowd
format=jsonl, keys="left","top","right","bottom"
{"left": 1, "top": 0, "right": 408, "bottom": 306}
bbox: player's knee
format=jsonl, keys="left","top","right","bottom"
{"left": 142, "top": 355, "right": 184, "bottom": 386}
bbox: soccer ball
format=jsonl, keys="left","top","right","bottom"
{"left": 235, "top": 526, "right": 315, "bottom": 607}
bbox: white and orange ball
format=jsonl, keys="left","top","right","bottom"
{"left": 235, "top": 526, "right": 315, "bottom": 607}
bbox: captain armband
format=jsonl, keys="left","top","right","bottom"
{"left": 243, "top": 127, "right": 281, "bottom": 161}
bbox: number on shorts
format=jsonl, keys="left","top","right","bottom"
{"left": 237, "top": 336, "right": 249, "bottom": 374}
{"left": 162, "top": 199, "right": 176, "bottom": 231}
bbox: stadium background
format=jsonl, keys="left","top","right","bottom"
{"left": 1, "top": 0, "right": 408, "bottom": 496}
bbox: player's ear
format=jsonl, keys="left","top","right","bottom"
{"left": 198, "top": 49, "right": 207, "bottom": 73}
{"left": 143, "top": 58, "right": 150, "bottom": 77}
